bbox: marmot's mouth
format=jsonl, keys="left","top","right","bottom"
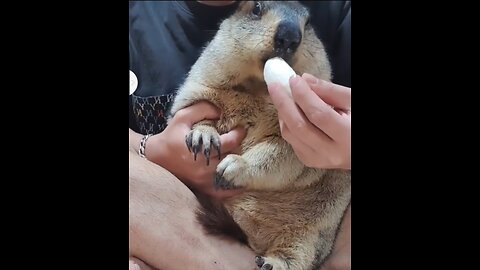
{"left": 262, "top": 51, "right": 294, "bottom": 66}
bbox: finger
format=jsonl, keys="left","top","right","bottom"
{"left": 290, "top": 76, "right": 349, "bottom": 139}
{"left": 174, "top": 101, "right": 221, "bottom": 126}
{"left": 280, "top": 120, "right": 328, "bottom": 167}
{"left": 189, "top": 150, "right": 221, "bottom": 170}
{"left": 270, "top": 82, "right": 334, "bottom": 146}
{"left": 267, "top": 82, "right": 295, "bottom": 117}
{"left": 219, "top": 126, "right": 247, "bottom": 153}
{"left": 196, "top": 157, "right": 222, "bottom": 175}
{"left": 193, "top": 149, "right": 243, "bottom": 185}
{"left": 280, "top": 120, "right": 317, "bottom": 155}
{"left": 302, "top": 73, "right": 351, "bottom": 111}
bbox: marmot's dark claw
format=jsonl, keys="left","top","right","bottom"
{"left": 261, "top": 264, "right": 273, "bottom": 270}
{"left": 186, "top": 128, "right": 220, "bottom": 163}
{"left": 255, "top": 256, "right": 265, "bottom": 267}
{"left": 204, "top": 147, "right": 211, "bottom": 166}
{"left": 185, "top": 133, "right": 193, "bottom": 152}
{"left": 193, "top": 142, "right": 201, "bottom": 161}
{"left": 214, "top": 170, "right": 235, "bottom": 190}
{"left": 216, "top": 145, "right": 221, "bottom": 160}
{"left": 212, "top": 138, "right": 221, "bottom": 160}
{"left": 256, "top": 255, "right": 273, "bottom": 269}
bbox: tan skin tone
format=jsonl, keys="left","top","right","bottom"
{"left": 269, "top": 74, "right": 351, "bottom": 170}
{"left": 129, "top": 1, "right": 351, "bottom": 269}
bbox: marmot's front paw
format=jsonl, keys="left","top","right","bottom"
{"left": 214, "top": 154, "right": 247, "bottom": 190}
{"left": 185, "top": 125, "right": 221, "bottom": 166}
{"left": 255, "top": 256, "right": 284, "bottom": 270}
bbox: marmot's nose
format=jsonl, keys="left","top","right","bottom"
{"left": 274, "top": 21, "right": 302, "bottom": 54}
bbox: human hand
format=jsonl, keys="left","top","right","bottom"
{"left": 145, "top": 101, "right": 247, "bottom": 199}
{"left": 267, "top": 73, "right": 351, "bottom": 170}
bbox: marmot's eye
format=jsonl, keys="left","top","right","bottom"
{"left": 252, "top": 2, "right": 262, "bottom": 17}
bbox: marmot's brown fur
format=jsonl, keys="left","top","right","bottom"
{"left": 169, "top": 2, "right": 351, "bottom": 269}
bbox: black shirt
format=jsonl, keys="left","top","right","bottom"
{"left": 129, "top": 1, "right": 351, "bottom": 135}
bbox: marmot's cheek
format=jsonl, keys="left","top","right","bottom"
{"left": 263, "top": 57, "right": 296, "bottom": 97}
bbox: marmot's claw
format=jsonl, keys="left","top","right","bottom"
{"left": 255, "top": 256, "right": 279, "bottom": 269}
{"left": 204, "top": 147, "right": 211, "bottom": 166}
{"left": 185, "top": 126, "right": 221, "bottom": 165}
{"left": 214, "top": 171, "right": 235, "bottom": 190}
{"left": 255, "top": 256, "right": 265, "bottom": 267}
{"left": 193, "top": 143, "right": 201, "bottom": 161}
{"left": 215, "top": 143, "right": 221, "bottom": 160}
{"left": 185, "top": 133, "right": 193, "bottom": 152}
{"left": 261, "top": 264, "right": 273, "bottom": 270}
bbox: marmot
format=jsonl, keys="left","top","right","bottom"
{"left": 169, "top": 1, "right": 351, "bottom": 270}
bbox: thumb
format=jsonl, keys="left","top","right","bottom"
{"left": 173, "top": 101, "right": 221, "bottom": 126}
{"left": 219, "top": 126, "right": 247, "bottom": 153}
{"left": 302, "top": 73, "right": 351, "bottom": 111}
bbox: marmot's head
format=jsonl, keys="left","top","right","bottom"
{"left": 218, "top": 1, "right": 326, "bottom": 75}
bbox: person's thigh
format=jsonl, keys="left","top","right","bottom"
{"left": 129, "top": 150, "right": 255, "bottom": 270}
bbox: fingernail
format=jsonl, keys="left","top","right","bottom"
{"left": 289, "top": 75, "right": 302, "bottom": 87}
{"left": 303, "top": 73, "right": 318, "bottom": 84}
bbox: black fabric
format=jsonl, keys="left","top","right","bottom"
{"left": 302, "top": 1, "right": 351, "bottom": 88}
{"left": 129, "top": 1, "right": 351, "bottom": 135}
{"left": 129, "top": 1, "right": 239, "bottom": 134}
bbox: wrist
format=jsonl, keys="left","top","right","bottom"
{"left": 144, "top": 133, "right": 168, "bottom": 166}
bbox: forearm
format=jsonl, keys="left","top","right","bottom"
{"left": 129, "top": 151, "right": 255, "bottom": 270}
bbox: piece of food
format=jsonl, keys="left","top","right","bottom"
{"left": 130, "top": 70, "right": 138, "bottom": 95}
{"left": 263, "top": 57, "right": 297, "bottom": 96}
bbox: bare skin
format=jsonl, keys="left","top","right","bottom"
{"left": 129, "top": 149, "right": 256, "bottom": 270}
{"left": 269, "top": 74, "right": 351, "bottom": 170}
{"left": 130, "top": 102, "right": 246, "bottom": 199}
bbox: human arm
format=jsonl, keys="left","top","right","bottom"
{"left": 267, "top": 74, "right": 351, "bottom": 170}
{"left": 129, "top": 101, "right": 246, "bottom": 199}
